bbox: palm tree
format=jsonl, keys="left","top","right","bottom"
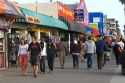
{"left": 119, "top": 0, "right": 125, "bottom": 4}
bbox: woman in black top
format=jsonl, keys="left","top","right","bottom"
{"left": 47, "top": 39, "right": 56, "bottom": 74}
{"left": 28, "top": 36, "right": 41, "bottom": 78}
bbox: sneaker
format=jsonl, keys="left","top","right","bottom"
{"left": 87, "top": 68, "right": 90, "bottom": 70}
{"left": 90, "top": 68, "right": 92, "bottom": 70}
{"left": 50, "top": 71, "right": 54, "bottom": 74}
{"left": 34, "top": 73, "right": 37, "bottom": 78}
{"left": 43, "top": 72, "right": 46, "bottom": 74}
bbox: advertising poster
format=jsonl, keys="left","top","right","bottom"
{"left": 77, "top": 0, "right": 89, "bottom": 26}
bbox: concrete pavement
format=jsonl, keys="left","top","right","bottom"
{"left": 0, "top": 56, "right": 125, "bottom": 83}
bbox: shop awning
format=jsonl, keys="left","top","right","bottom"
{"left": 59, "top": 16, "right": 86, "bottom": 33}
{"left": 0, "top": 0, "right": 24, "bottom": 18}
{"left": 85, "top": 26, "right": 93, "bottom": 32}
{"left": 68, "top": 20, "right": 86, "bottom": 33}
{"left": 85, "top": 26, "right": 100, "bottom": 36}
{"left": 19, "top": 7, "right": 68, "bottom": 30}
{"left": 92, "top": 28, "right": 100, "bottom": 36}
{"left": 90, "top": 23, "right": 98, "bottom": 29}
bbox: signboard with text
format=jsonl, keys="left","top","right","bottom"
{"left": 77, "top": 0, "right": 89, "bottom": 26}
{"left": 58, "top": 2, "right": 74, "bottom": 21}
{"left": 74, "top": 9, "right": 84, "bottom": 21}
{"left": 26, "top": 15, "right": 40, "bottom": 24}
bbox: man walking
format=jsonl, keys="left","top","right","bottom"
{"left": 58, "top": 38, "right": 67, "bottom": 69}
{"left": 85, "top": 36, "right": 96, "bottom": 70}
{"left": 28, "top": 36, "right": 41, "bottom": 78}
{"left": 95, "top": 35, "right": 109, "bottom": 70}
{"left": 39, "top": 38, "right": 47, "bottom": 74}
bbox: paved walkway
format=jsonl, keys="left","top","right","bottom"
{"left": 110, "top": 65, "right": 125, "bottom": 83}
{"left": 0, "top": 56, "right": 125, "bottom": 83}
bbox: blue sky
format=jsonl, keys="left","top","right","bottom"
{"left": 10, "top": 0, "right": 124, "bottom": 34}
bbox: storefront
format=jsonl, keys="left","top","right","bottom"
{"left": 0, "top": 0, "right": 24, "bottom": 69}
{"left": 0, "top": 16, "right": 13, "bottom": 69}
{"left": 17, "top": 7, "right": 68, "bottom": 43}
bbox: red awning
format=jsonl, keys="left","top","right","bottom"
{"left": 92, "top": 28, "right": 100, "bottom": 36}
{"left": 0, "top": 0, "right": 24, "bottom": 18}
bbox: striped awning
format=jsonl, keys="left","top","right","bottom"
{"left": 0, "top": 0, "right": 24, "bottom": 18}
{"left": 18, "top": 7, "right": 68, "bottom": 30}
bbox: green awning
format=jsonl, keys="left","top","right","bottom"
{"left": 19, "top": 7, "right": 68, "bottom": 30}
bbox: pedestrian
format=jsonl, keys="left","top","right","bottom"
{"left": 17, "top": 38, "right": 29, "bottom": 76}
{"left": 70, "top": 39, "right": 81, "bottom": 69}
{"left": 28, "top": 36, "right": 41, "bottom": 78}
{"left": 39, "top": 38, "right": 47, "bottom": 74}
{"left": 113, "top": 38, "right": 124, "bottom": 67}
{"left": 95, "top": 35, "right": 110, "bottom": 70}
{"left": 85, "top": 36, "right": 96, "bottom": 70}
{"left": 47, "top": 39, "right": 56, "bottom": 74}
{"left": 79, "top": 40, "right": 86, "bottom": 63}
{"left": 58, "top": 38, "right": 67, "bottom": 69}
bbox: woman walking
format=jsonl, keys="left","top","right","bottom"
{"left": 18, "top": 38, "right": 29, "bottom": 76}
{"left": 47, "top": 39, "right": 56, "bottom": 74}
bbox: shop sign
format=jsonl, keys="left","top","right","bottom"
{"left": 74, "top": 9, "right": 84, "bottom": 21}
{"left": 26, "top": 16, "right": 40, "bottom": 24}
{"left": 58, "top": 2, "right": 74, "bottom": 20}
{"left": 77, "top": 0, "right": 89, "bottom": 26}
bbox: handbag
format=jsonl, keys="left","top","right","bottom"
{"left": 118, "top": 46, "right": 123, "bottom": 53}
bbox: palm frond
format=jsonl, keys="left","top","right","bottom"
{"left": 119, "top": 0, "right": 125, "bottom": 4}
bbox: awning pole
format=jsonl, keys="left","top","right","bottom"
{"left": 69, "top": 33, "right": 70, "bottom": 52}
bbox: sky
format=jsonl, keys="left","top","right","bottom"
{"left": 10, "top": 0, "right": 125, "bottom": 34}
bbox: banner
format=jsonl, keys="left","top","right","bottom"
{"left": 77, "top": 0, "right": 89, "bottom": 26}
{"left": 74, "top": 9, "right": 84, "bottom": 21}
{"left": 58, "top": 2, "right": 74, "bottom": 21}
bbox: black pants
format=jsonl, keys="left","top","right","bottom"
{"left": 72, "top": 54, "right": 79, "bottom": 69}
{"left": 115, "top": 53, "right": 122, "bottom": 65}
{"left": 47, "top": 56, "right": 55, "bottom": 71}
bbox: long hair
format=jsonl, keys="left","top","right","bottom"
{"left": 20, "top": 38, "right": 26, "bottom": 45}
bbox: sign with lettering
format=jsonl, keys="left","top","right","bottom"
{"left": 77, "top": 0, "right": 89, "bottom": 26}
{"left": 26, "top": 16, "right": 40, "bottom": 24}
{"left": 74, "top": 9, "right": 84, "bottom": 21}
{"left": 58, "top": 2, "right": 74, "bottom": 20}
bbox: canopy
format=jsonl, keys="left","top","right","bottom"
{"left": 19, "top": 7, "right": 68, "bottom": 30}
{"left": 59, "top": 16, "right": 86, "bottom": 33}
{"left": 0, "top": 0, "right": 24, "bottom": 18}
{"left": 92, "top": 28, "right": 100, "bottom": 36}
{"left": 90, "top": 23, "right": 98, "bottom": 29}
{"left": 85, "top": 26, "right": 93, "bottom": 32}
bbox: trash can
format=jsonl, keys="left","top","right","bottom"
{"left": 122, "top": 54, "right": 125, "bottom": 75}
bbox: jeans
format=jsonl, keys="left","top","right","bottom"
{"left": 72, "top": 54, "right": 79, "bottom": 69}
{"left": 86, "top": 53, "right": 93, "bottom": 69}
{"left": 40, "top": 56, "right": 46, "bottom": 72}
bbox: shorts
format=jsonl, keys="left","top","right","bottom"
{"left": 30, "top": 56, "right": 39, "bottom": 66}
{"left": 20, "top": 54, "right": 28, "bottom": 66}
